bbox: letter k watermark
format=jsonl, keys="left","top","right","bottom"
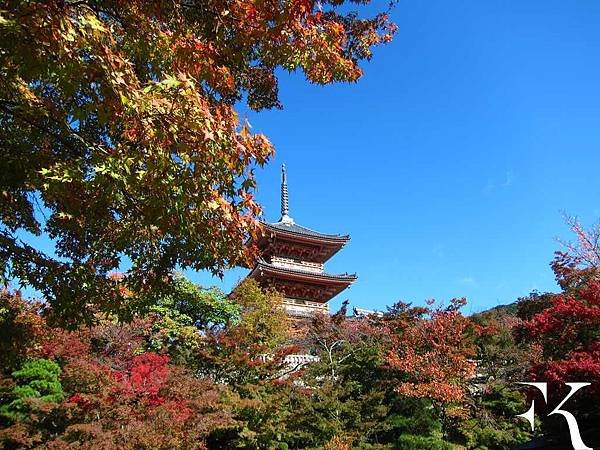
{"left": 517, "top": 382, "right": 593, "bottom": 450}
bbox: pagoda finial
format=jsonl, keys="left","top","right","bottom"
{"left": 280, "top": 164, "right": 293, "bottom": 223}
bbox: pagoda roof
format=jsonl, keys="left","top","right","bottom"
{"left": 251, "top": 221, "right": 349, "bottom": 263}
{"left": 262, "top": 220, "right": 350, "bottom": 243}
{"left": 248, "top": 259, "right": 356, "bottom": 303}
{"left": 249, "top": 258, "right": 356, "bottom": 284}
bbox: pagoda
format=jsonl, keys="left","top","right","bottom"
{"left": 245, "top": 165, "right": 357, "bottom": 317}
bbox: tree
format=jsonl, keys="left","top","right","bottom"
{"left": 463, "top": 307, "right": 533, "bottom": 450}
{"left": 0, "top": 290, "right": 49, "bottom": 372}
{"left": 385, "top": 299, "right": 476, "bottom": 405}
{"left": 277, "top": 305, "right": 469, "bottom": 449}
{"left": 282, "top": 310, "right": 392, "bottom": 448}
{"left": 193, "top": 279, "right": 296, "bottom": 449}
{"left": 196, "top": 279, "right": 291, "bottom": 384}
{"left": 53, "top": 351, "right": 233, "bottom": 450}
{"left": 471, "top": 305, "right": 530, "bottom": 382}
{"left": 515, "top": 218, "right": 600, "bottom": 446}
{"left": 383, "top": 299, "right": 476, "bottom": 447}
{"left": 0, "top": 0, "right": 395, "bottom": 325}
{"left": 226, "top": 278, "right": 289, "bottom": 352}
{"left": 516, "top": 282, "right": 600, "bottom": 442}
{"left": 2, "top": 316, "right": 236, "bottom": 448}
{"left": 144, "top": 274, "right": 241, "bottom": 364}
{"left": 149, "top": 273, "right": 241, "bottom": 330}
{"left": 0, "top": 359, "right": 64, "bottom": 423}
{"left": 553, "top": 216, "right": 600, "bottom": 290}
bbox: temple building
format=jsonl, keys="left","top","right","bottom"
{"left": 245, "top": 165, "right": 357, "bottom": 317}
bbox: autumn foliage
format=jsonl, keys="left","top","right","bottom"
{"left": 385, "top": 298, "right": 475, "bottom": 404}
{"left": 0, "top": 0, "right": 396, "bottom": 325}
{"left": 1, "top": 225, "right": 599, "bottom": 448}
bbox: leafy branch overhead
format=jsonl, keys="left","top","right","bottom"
{"left": 0, "top": 0, "right": 395, "bottom": 324}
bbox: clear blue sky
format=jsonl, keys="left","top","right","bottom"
{"left": 191, "top": 0, "right": 600, "bottom": 314}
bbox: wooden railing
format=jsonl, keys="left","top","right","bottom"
{"left": 271, "top": 257, "right": 324, "bottom": 274}
{"left": 283, "top": 298, "right": 329, "bottom": 317}
{"left": 284, "top": 354, "right": 320, "bottom": 365}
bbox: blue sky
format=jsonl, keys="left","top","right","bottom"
{"left": 14, "top": 1, "right": 600, "bottom": 314}
{"left": 191, "top": 0, "right": 600, "bottom": 314}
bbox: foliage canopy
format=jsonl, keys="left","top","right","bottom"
{"left": 0, "top": 0, "right": 395, "bottom": 324}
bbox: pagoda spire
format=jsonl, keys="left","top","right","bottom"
{"left": 280, "top": 164, "right": 293, "bottom": 224}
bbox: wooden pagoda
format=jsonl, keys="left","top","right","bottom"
{"left": 245, "top": 165, "right": 357, "bottom": 317}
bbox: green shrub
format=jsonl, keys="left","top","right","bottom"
{"left": 396, "top": 434, "right": 454, "bottom": 450}
{"left": 0, "top": 358, "right": 64, "bottom": 422}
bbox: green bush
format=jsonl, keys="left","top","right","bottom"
{"left": 396, "top": 434, "right": 454, "bottom": 450}
{"left": 0, "top": 358, "right": 64, "bottom": 422}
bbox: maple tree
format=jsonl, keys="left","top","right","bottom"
{"left": 385, "top": 299, "right": 476, "bottom": 405}
{"left": 553, "top": 216, "right": 600, "bottom": 290}
{"left": 0, "top": 0, "right": 396, "bottom": 324}
{"left": 514, "top": 219, "right": 600, "bottom": 446}
{"left": 0, "top": 290, "right": 49, "bottom": 371}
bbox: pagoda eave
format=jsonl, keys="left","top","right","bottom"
{"left": 261, "top": 222, "right": 350, "bottom": 245}
{"left": 251, "top": 261, "right": 356, "bottom": 284}
{"left": 248, "top": 262, "right": 356, "bottom": 303}
{"left": 253, "top": 223, "right": 350, "bottom": 263}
